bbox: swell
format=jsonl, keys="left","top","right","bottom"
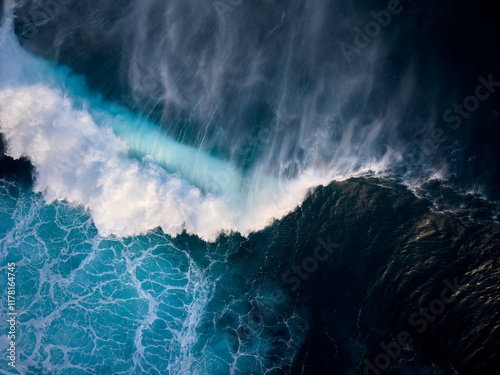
{"left": 240, "top": 178, "right": 500, "bottom": 374}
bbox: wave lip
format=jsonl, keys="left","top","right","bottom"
{"left": 0, "top": 83, "right": 241, "bottom": 240}
{"left": 0, "top": 23, "right": 335, "bottom": 241}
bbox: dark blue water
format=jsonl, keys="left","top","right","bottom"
{"left": 1, "top": 0, "right": 500, "bottom": 374}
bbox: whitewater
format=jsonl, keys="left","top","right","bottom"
{"left": 0, "top": 10, "right": 398, "bottom": 242}
{"left": 2, "top": 1, "right": 500, "bottom": 374}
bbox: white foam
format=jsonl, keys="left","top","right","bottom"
{"left": 0, "top": 14, "right": 393, "bottom": 241}
{"left": 0, "top": 32, "right": 297, "bottom": 241}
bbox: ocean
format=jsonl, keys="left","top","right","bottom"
{"left": 1, "top": 0, "right": 499, "bottom": 374}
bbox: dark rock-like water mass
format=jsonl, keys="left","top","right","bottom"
{"left": 171, "top": 178, "right": 500, "bottom": 374}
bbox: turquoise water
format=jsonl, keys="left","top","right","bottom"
{"left": 0, "top": 180, "right": 308, "bottom": 374}
{"left": 2, "top": 0, "right": 500, "bottom": 373}
{"left": 0, "top": 15, "right": 309, "bottom": 373}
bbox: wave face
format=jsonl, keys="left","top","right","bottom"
{"left": 1, "top": 0, "right": 500, "bottom": 374}
{"left": 10, "top": 0, "right": 500, "bottom": 197}
{"left": 0, "top": 25, "right": 316, "bottom": 241}
{"left": 2, "top": 0, "right": 500, "bottom": 240}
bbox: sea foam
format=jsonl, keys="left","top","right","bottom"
{"left": 0, "top": 29, "right": 330, "bottom": 241}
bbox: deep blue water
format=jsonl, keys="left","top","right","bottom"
{"left": 1, "top": 0, "right": 500, "bottom": 374}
